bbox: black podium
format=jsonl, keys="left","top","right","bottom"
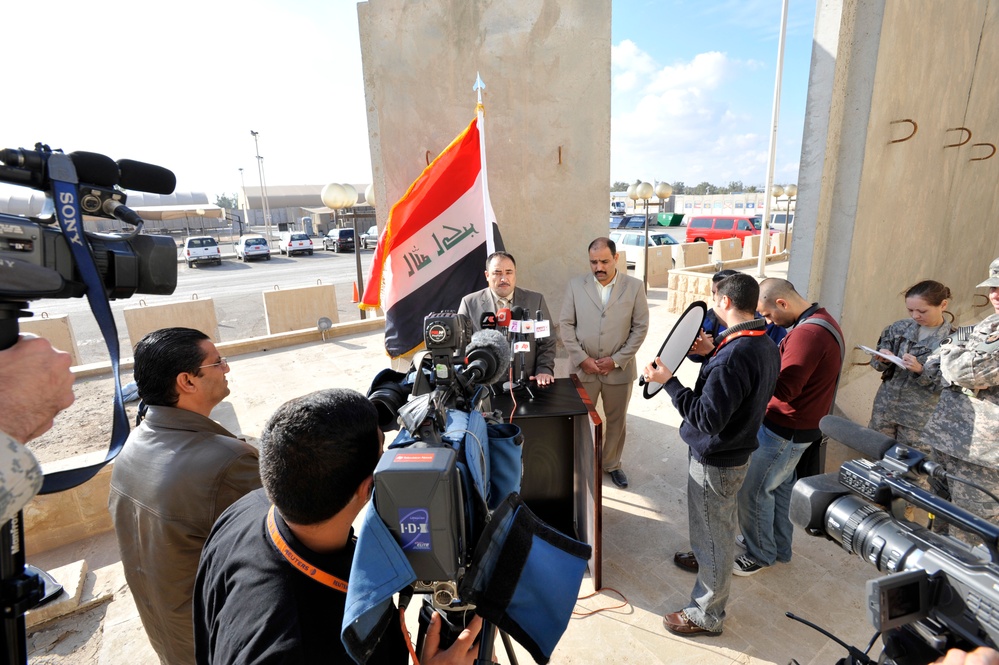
{"left": 491, "top": 376, "right": 603, "bottom": 587}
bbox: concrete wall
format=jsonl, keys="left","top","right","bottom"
{"left": 357, "top": 0, "right": 612, "bottom": 342}
{"left": 791, "top": 0, "right": 999, "bottom": 424}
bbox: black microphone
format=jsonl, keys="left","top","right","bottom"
{"left": 480, "top": 311, "right": 497, "bottom": 330}
{"left": 819, "top": 415, "right": 896, "bottom": 459}
{"left": 69, "top": 151, "right": 120, "bottom": 187}
{"left": 463, "top": 329, "right": 510, "bottom": 385}
{"left": 118, "top": 159, "right": 177, "bottom": 195}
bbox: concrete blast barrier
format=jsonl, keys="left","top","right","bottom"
{"left": 19, "top": 315, "right": 82, "bottom": 366}
{"left": 712, "top": 237, "right": 742, "bottom": 262}
{"left": 743, "top": 234, "right": 762, "bottom": 259}
{"left": 124, "top": 297, "right": 220, "bottom": 347}
{"left": 675, "top": 243, "right": 709, "bottom": 269}
{"left": 646, "top": 246, "right": 674, "bottom": 287}
{"left": 263, "top": 284, "right": 339, "bottom": 334}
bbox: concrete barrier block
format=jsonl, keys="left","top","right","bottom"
{"left": 678, "top": 242, "right": 709, "bottom": 268}
{"left": 19, "top": 315, "right": 82, "bottom": 366}
{"left": 743, "top": 235, "right": 762, "bottom": 259}
{"left": 769, "top": 233, "right": 784, "bottom": 254}
{"left": 712, "top": 238, "right": 742, "bottom": 262}
{"left": 647, "top": 247, "right": 673, "bottom": 287}
{"left": 263, "top": 284, "right": 339, "bottom": 335}
{"left": 124, "top": 298, "right": 220, "bottom": 347}
{"left": 24, "top": 464, "right": 114, "bottom": 556}
{"left": 617, "top": 250, "right": 628, "bottom": 274}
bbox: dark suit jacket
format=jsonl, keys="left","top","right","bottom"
{"left": 559, "top": 271, "right": 649, "bottom": 385}
{"left": 457, "top": 286, "right": 556, "bottom": 378}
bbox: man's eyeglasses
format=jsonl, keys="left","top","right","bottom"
{"left": 199, "top": 358, "right": 229, "bottom": 370}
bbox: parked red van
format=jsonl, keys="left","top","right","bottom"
{"left": 684, "top": 215, "right": 761, "bottom": 247}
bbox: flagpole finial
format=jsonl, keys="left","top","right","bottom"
{"left": 474, "top": 72, "right": 485, "bottom": 109}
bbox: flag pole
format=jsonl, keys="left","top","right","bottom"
{"left": 474, "top": 73, "right": 497, "bottom": 255}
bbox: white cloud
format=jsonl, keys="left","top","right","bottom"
{"left": 610, "top": 41, "right": 799, "bottom": 187}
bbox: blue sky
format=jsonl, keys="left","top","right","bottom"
{"left": 2, "top": 0, "right": 814, "bottom": 200}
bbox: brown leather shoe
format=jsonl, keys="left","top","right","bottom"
{"left": 663, "top": 610, "right": 722, "bottom": 637}
{"left": 673, "top": 550, "right": 699, "bottom": 573}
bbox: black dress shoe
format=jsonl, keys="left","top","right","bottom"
{"left": 673, "top": 550, "right": 699, "bottom": 573}
{"left": 662, "top": 610, "right": 721, "bottom": 637}
{"left": 609, "top": 469, "right": 629, "bottom": 488}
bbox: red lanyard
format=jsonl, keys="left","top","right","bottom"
{"left": 714, "top": 329, "right": 767, "bottom": 354}
{"left": 266, "top": 505, "right": 349, "bottom": 593}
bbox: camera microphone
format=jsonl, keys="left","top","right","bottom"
{"left": 117, "top": 159, "right": 177, "bottom": 195}
{"left": 819, "top": 415, "right": 896, "bottom": 460}
{"left": 480, "top": 311, "right": 497, "bottom": 330}
{"left": 69, "top": 151, "right": 121, "bottom": 187}
{"left": 462, "top": 329, "right": 510, "bottom": 385}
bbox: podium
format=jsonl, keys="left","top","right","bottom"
{"left": 491, "top": 376, "right": 604, "bottom": 587}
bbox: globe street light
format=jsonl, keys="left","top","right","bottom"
{"left": 781, "top": 183, "right": 796, "bottom": 251}
{"left": 635, "top": 181, "right": 653, "bottom": 291}
{"left": 322, "top": 183, "right": 365, "bottom": 320}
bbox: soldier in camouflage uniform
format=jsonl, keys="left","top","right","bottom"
{"left": 919, "top": 258, "right": 999, "bottom": 536}
{"left": 869, "top": 281, "right": 956, "bottom": 523}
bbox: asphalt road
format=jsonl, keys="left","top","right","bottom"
{"left": 23, "top": 247, "right": 376, "bottom": 365}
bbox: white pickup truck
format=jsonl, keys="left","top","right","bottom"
{"left": 183, "top": 236, "right": 222, "bottom": 267}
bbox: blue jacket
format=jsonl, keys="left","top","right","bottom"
{"left": 665, "top": 319, "right": 780, "bottom": 466}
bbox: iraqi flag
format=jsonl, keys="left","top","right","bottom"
{"left": 361, "top": 110, "right": 501, "bottom": 357}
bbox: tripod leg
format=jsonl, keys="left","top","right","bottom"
{"left": 499, "top": 629, "right": 519, "bottom": 665}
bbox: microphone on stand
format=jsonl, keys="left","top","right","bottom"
{"left": 496, "top": 307, "right": 512, "bottom": 341}
{"left": 479, "top": 311, "right": 497, "bottom": 331}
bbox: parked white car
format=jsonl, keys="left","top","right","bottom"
{"left": 182, "top": 236, "right": 222, "bottom": 268}
{"left": 279, "top": 232, "right": 314, "bottom": 256}
{"left": 235, "top": 236, "right": 271, "bottom": 261}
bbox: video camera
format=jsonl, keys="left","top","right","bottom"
{"left": 0, "top": 143, "right": 178, "bottom": 317}
{"left": 790, "top": 415, "right": 999, "bottom": 664}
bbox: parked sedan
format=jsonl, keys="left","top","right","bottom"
{"left": 609, "top": 230, "right": 679, "bottom": 268}
{"left": 359, "top": 225, "right": 379, "bottom": 250}
{"left": 235, "top": 235, "right": 271, "bottom": 261}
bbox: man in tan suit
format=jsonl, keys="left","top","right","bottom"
{"left": 560, "top": 237, "right": 649, "bottom": 488}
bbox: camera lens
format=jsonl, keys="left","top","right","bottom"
{"left": 825, "top": 494, "right": 922, "bottom": 572}
{"left": 368, "top": 382, "right": 410, "bottom": 431}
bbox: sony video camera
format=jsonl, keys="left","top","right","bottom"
{"left": 0, "top": 144, "right": 178, "bottom": 319}
{"left": 367, "top": 311, "right": 513, "bottom": 610}
{"left": 790, "top": 416, "right": 999, "bottom": 664}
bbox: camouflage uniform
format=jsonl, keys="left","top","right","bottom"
{"left": 868, "top": 317, "right": 955, "bottom": 451}
{"left": 920, "top": 314, "right": 999, "bottom": 532}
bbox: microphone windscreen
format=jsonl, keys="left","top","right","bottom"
{"left": 511, "top": 305, "right": 526, "bottom": 320}
{"left": 69, "top": 151, "right": 119, "bottom": 187}
{"left": 819, "top": 415, "right": 896, "bottom": 459}
{"left": 118, "top": 159, "right": 177, "bottom": 195}
{"left": 480, "top": 311, "right": 497, "bottom": 330}
{"left": 465, "top": 329, "right": 510, "bottom": 384}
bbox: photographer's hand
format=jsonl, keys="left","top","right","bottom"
{"left": 935, "top": 647, "right": 999, "bottom": 665}
{"left": 422, "top": 612, "right": 483, "bottom": 665}
{"left": 0, "top": 335, "right": 75, "bottom": 443}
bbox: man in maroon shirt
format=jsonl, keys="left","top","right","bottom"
{"left": 735, "top": 278, "right": 844, "bottom": 576}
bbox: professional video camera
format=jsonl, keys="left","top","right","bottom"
{"left": 0, "top": 144, "right": 178, "bottom": 321}
{"left": 350, "top": 312, "right": 590, "bottom": 664}
{"left": 0, "top": 143, "right": 178, "bottom": 665}
{"left": 789, "top": 415, "right": 999, "bottom": 665}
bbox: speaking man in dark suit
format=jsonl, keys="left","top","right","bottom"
{"left": 457, "top": 251, "right": 556, "bottom": 387}
{"left": 559, "top": 237, "right": 649, "bottom": 488}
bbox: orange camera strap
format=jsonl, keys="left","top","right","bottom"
{"left": 714, "top": 328, "right": 767, "bottom": 353}
{"left": 266, "top": 505, "right": 349, "bottom": 593}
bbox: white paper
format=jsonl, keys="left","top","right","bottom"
{"left": 857, "top": 345, "right": 907, "bottom": 370}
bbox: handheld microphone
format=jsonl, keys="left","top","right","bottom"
{"left": 462, "top": 329, "right": 511, "bottom": 385}
{"left": 819, "top": 415, "right": 896, "bottom": 459}
{"left": 479, "top": 311, "right": 497, "bottom": 330}
{"left": 117, "top": 159, "right": 177, "bottom": 195}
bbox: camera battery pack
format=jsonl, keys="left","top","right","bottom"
{"left": 374, "top": 447, "right": 466, "bottom": 583}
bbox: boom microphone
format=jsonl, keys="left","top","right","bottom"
{"left": 117, "top": 159, "right": 177, "bottom": 195}
{"left": 819, "top": 415, "right": 897, "bottom": 459}
{"left": 69, "top": 151, "right": 121, "bottom": 187}
{"left": 462, "top": 329, "right": 510, "bottom": 385}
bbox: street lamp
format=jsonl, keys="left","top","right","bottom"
{"left": 782, "top": 184, "right": 797, "bottom": 252}
{"left": 322, "top": 183, "right": 366, "bottom": 320}
{"left": 635, "top": 181, "right": 653, "bottom": 291}
{"left": 238, "top": 167, "right": 250, "bottom": 238}
{"left": 250, "top": 130, "right": 273, "bottom": 243}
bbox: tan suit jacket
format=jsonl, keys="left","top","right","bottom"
{"left": 559, "top": 271, "right": 649, "bottom": 384}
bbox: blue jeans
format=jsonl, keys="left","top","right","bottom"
{"left": 683, "top": 455, "right": 748, "bottom": 632}
{"left": 738, "top": 425, "right": 811, "bottom": 566}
